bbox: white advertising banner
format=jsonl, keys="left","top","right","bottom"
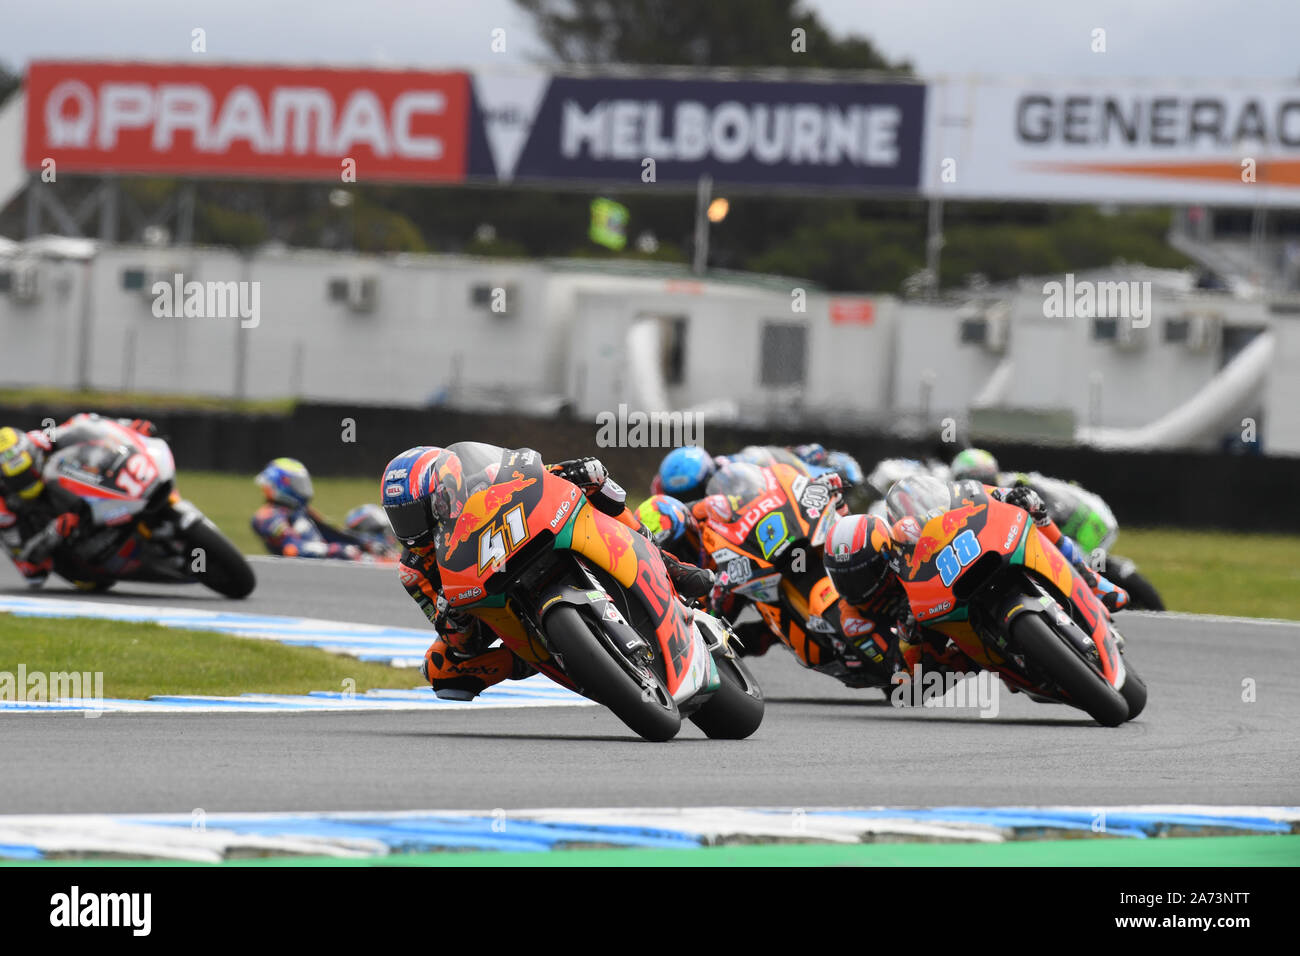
{"left": 923, "top": 76, "right": 1300, "bottom": 206}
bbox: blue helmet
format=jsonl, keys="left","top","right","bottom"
{"left": 256, "top": 458, "right": 313, "bottom": 509}
{"left": 379, "top": 446, "right": 443, "bottom": 549}
{"left": 826, "top": 450, "right": 864, "bottom": 487}
{"left": 657, "top": 446, "right": 715, "bottom": 501}
{"left": 346, "top": 502, "right": 390, "bottom": 536}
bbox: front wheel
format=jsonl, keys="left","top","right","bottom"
{"left": 183, "top": 518, "right": 256, "bottom": 598}
{"left": 544, "top": 605, "right": 681, "bottom": 742}
{"left": 689, "top": 648, "right": 764, "bottom": 739}
{"left": 1118, "top": 662, "right": 1148, "bottom": 721}
{"left": 1011, "top": 613, "right": 1130, "bottom": 726}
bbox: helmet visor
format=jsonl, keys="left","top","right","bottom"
{"left": 384, "top": 499, "right": 434, "bottom": 545}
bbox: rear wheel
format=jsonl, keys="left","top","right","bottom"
{"left": 544, "top": 605, "right": 681, "bottom": 742}
{"left": 1104, "top": 555, "right": 1165, "bottom": 611}
{"left": 183, "top": 518, "right": 256, "bottom": 598}
{"left": 689, "top": 648, "right": 764, "bottom": 739}
{"left": 1011, "top": 613, "right": 1130, "bottom": 726}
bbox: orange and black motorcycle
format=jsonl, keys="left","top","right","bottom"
{"left": 432, "top": 442, "right": 763, "bottom": 742}
{"left": 883, "top": 474, "right": 1147, "bottom": 726}
{"left": 698, "top": 462, "right": 897, "bottom": 689}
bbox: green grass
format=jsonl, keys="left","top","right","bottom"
{"left": 1115, "top": 528, "right": 1300, "bottom": 620}
{"left": 0, "top": 613, "right": 420, "bottom": 699}
{"left": 0, "top": 386, "right": 294, "bottom": 415}
{"left": 178, "top": 470, "right": 379, "bottom": 556}
{"left": 10, "top": 834, "right": 1297, "bottom": 867}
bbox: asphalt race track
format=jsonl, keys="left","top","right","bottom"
{"left": 2, "top": 558, "right": 1298, "bottom": 813}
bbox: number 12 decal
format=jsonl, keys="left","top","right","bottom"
{"left": 935, "top": 529, "right": 981, "bottom": 586}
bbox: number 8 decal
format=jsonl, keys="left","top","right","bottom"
{"left": 937, "top": 529, "right": 981, "bottom": 586}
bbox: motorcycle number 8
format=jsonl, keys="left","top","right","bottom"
{"left": 936, "top": 530, "right": 981, "bottom": 587}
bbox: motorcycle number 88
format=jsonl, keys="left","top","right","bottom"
{"left": 935, "top": 530, "right": 981, "bottom": 587}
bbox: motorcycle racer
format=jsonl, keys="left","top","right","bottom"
{"left": 823, "top": 513, "right": 977, "bottom": 683}
{"left": 251, "top": 458, "right": 376, "bottom": 560}
{"left": 383, "top": 447, "right": 716, "bottom": 701}
{"left": 344, "top": 503, "right": 400, "bottom": 559}
{"left": 0, "top": 415, "right": 158, "bottom": 587}
{"left": 649, "top": 445, "right": 727, "bottom": 502}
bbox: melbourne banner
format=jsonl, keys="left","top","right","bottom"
{"left": 923, "top": 76, "right": 1300, "bottom": 206}
{"left": 24, "top": 61, "right": 471, "bottom": 183}
{"left": 467, "top": 73, "right": 926, "bottom": 191}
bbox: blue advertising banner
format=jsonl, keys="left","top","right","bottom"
{"left": 469, "top": 73, "right": 925, "bottom": 192}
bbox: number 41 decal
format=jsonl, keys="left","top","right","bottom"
{"left": 478, "top": 505, "right": 527, "bottom": 572}
{"left": 935, "top": 529, "right": 981, "bottom": 586}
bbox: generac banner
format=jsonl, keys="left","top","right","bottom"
{"left": 23, "top": 61, "right": 471, "bottom": 183}
{"left": 923, "top": 76, "right": 1300, "bottom": 206}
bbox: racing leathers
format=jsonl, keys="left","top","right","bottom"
{"left": 250, "top": 503, "right": 376, "bottom": 560}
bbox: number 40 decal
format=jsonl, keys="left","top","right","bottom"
{"left": 935, "top": 529, "right": 981, "bottom": 587}
{"left": 478, "top": 506, "right": 527, "bottom": 572}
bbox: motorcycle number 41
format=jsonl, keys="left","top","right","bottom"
{"left": 935, "top": 530, "right": 981, "bottom": 586}
{"left": 478, "top": 506, "right": 527, "bottom": 572}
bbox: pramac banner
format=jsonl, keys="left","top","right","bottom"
{"left": 24, "top": 61, "right": 471, "bottom": 183}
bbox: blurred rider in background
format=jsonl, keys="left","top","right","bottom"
{"left": 251, "top": 458, "right": 380, "bottom": 560}
{"left": 0, "top": 414, "right": 157, "bottom": 587}
{"left": 344, "top": 503, "right": 400, "bottom": 560}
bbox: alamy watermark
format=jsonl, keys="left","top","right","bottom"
{"left": 151, "top": 274, "right": 261, "bottom": 328}
{"left": 889, "top": 664, "right": 1000, "bottom": 718}
{"left": 595, "top": 404, "right": 704, "bottom": 448}
{"left": 1042, "top": 274, "right": 1151, "bottom": 328}
{"left": 1, "top": 665, "right": 104, "bottom": 717}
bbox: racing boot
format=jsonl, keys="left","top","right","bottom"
{"left": 1054, "top": 536, "right": 1129, "bottom": 614}
{"left": 659, "top": 549, "right": 715, "bottom": 599}
{"left": 422, "top": 609, "right": 535, "bottom": 700}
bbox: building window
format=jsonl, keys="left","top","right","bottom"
{"left": 760, "top": 322, "right": 807, "bottom": 387}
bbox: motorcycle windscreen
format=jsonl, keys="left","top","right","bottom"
{"left": 884, "top": 473, "right": 954, "bottom": 525}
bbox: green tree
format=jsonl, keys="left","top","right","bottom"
{"left": 513, "top": 0, "right": 910, "bottom": 71}
{"left": 0, "top": 63, "right": 19, "bottom": 108}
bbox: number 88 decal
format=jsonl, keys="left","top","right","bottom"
{"left": 934, "top": 529, "right": 981, "bottom": 587}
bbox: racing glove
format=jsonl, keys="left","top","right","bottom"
{"left": 996, "top": 485, "right": 1050, "bottom": 527}
{"left": 124, "top": 418, "right": 158, "bottom": 437}
{"left": 550, "top": 457, "right": 628, "bottom": 518}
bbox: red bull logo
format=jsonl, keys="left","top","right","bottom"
{"left": 942, "top": 501, "right": 986, "bottom": 535}
{"left": 446, "top": 472, "right": 536, "bottom": 551}
{"left": 598, "top": 519, "right": 632, "bottom": 568}
{"left": 908, "top": 534, "right": 942, "bottom": 577}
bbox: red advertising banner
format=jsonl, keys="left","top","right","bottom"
{"left": 830, "top": 298, "right": 874, "bottom": 324}
{"left": 24, "top": 61, "right": 470, "bottom": 183}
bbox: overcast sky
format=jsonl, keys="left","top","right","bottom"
{"left": 1, "top": 0, "right": 1295, "bottom": 81}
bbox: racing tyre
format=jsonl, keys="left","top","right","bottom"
{"left": 1011, "top": 613, "right": 1130, "bottom": 727}
{"left": 184, "top": 519, "right": 256, "bottom": 598}
{"left": 544, "top": 605, "right": 681, "bottom": 742}
{"left": 689, "top": 648, "right": 764, "bottom": 739}
{"left": 1118, "top": 662, "right": 1148, "bottom": 721}
{"left": 1104, "top": 555, "right": 1165, "bottom": 611}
